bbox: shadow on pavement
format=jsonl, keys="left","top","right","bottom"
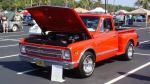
{"left": 0, "top": 61, "right": 32, "bottom": 72}
{"left": 118, "top": 72, "right": 150, "bottom": 81}
{"left": 0, "top": 61, "right": 50, "bottom": 79}
{"left": 137, "top": 43, "right": 150, "bottom": 50}
{"left": 0, "top": 57, "right": 129, "bottom": 80}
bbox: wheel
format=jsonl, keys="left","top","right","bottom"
{"left": 12, "top": 25, "right": 19, "bottom": 32}
{"left": 122, "top": 41, "right": 134, "bottom": 60}
{"left": 77, "top": 52, "right": 95, "bottom": 78}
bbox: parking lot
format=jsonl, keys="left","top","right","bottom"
{"left": 0, "top": 26, "right": 149, "bottom": 84}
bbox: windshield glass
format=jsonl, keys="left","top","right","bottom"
{"left": 80, "top": 16, "right": 99, "bottom": 31}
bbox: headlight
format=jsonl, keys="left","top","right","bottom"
{"left": 63, "top": 50, "right": 71, "bottom": 60}
{"left": 20, "top": 45, "right": 26, "bottom": 53}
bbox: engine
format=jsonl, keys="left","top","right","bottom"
{"left": 26, "top": 32, "right": 87, "bottom": 46}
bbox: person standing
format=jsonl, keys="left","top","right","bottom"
{"left": 1, "top": 14, "right": 8, "bottom": 33}
{"left": 14, "top": 14, "right": 22, "bottom": 22}
{"left": 0, "top": 10, "right": 4, "bottom": 32}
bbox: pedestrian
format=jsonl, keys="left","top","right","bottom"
{"left": 1, "top": 14, "right": 8, "bottom": 33}
{"left": 0, "top": 10, "right": 4, "bottom": 31}
{"left": 14, "top": 14, "right": 22, "bottom": 22}
{"left": 14, "top": 13, "right": 23, "bottom": 30}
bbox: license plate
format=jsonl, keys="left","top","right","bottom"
{"left": 36, "top": 60, "right": 45, "bottom": 66}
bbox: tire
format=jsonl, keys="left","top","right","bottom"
{"left": 12, "top": 25, "right": 19, "bottom": 32}
{"left": 122, "top": 41, "right": 134, "bottom": 60}
{"left": 77, "top": 52, "right": 95, "bottom": 78}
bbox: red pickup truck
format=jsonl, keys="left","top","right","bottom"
{"left": 19, "top": 6, "right": 138, "bottom": 78}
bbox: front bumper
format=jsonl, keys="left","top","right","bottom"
{"left": 19, "top": 54, "right": 77, "bottom": 69}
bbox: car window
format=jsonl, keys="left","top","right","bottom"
{"left": 80, "top": 16, "right": 100, "bottom": 32}
{"left": 100, "top": 18, "right": 112, "bottom": 32}
{"left": 100, "top": 19, "right": 104, "bottom": 32}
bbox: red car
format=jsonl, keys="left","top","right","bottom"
{"left": 19, "top": 6, "right": 139, "bottom": 78}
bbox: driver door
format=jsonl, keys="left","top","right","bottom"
{"left": 95, "top": 18, "right": 118, "bottom": 61}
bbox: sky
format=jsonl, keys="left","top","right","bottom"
{"left": 101, "top": 0, "right": 137, "bottom": 7}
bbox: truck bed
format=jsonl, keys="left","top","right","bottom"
{"left": 116, "top": 26, "right": 135, "bottom": 31}
{"left": 116, "top": 27, "right": 136, "bottom": 34}
{"left": 116, "top": 27, "right": 138, "bottom": 55}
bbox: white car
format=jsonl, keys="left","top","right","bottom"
{"left": 29, "top": 23, "right": 41, "bottom": 35}
{"left": 29, "top": 20, "right": 42, "bottom": 35}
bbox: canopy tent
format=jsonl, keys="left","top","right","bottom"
{"left": 116, "top": 10, "right": 128, "bottom": 15}
{"left": 90, "top": 7, "right": 107, "bottom": 13}
{"left": 126, "top": 8, "right": 150, "bottom": 15}
{"left": 126, "top": 8, "right": 150, "bottom": 27}
{"left": 74, "top": 7, "right": 89, "bottom": 13}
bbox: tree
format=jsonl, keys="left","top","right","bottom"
{"left": 74, "top": 0, "right": 101, "bottom": 9}
{"left": 135, "top": 0, "right": 150, "bottom": 9}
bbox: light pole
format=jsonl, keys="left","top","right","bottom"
{"left": 113, "top": 0, "right": 116, "bottom": 12}
{"left": 105, "top": 0, "right": 106, "bottom": 13}
{"left": 30, "top": 0, "right": 32, "bottom": 7}
{"left": 65, "top": 0, "right": 68, "bottom": 7}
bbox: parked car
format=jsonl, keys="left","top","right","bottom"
{"left": 0, "top": 11, "right": 23, "bottom": 32}
{"left": 136, "top": 16, "right": 146, "bottom": 22}
{"left": 29, "top": 20, "right": 41, "bottom": 34}
{"left": 0, "top": 20, "right": 23, "bottom": 32}
{"left": 23, "top": 14, "right": 34, "bottom": 26}
{"left": 19, "top": 6, "right": 139, "bottom": 78}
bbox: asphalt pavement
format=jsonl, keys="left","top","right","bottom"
{"left": 0, "top": 26, "right": 149, "bottom": 84}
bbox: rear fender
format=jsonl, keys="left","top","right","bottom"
{"left": 118, "top": 38, "right": 135, "bottom": 55}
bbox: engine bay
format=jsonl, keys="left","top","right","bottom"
{"left": 26, "top": 32, "right": 88, "bottom": 46}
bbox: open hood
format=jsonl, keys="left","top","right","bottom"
{"left": 27, "top": 6, "right": 92, "bottom": 38}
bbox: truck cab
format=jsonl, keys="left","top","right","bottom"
{"left": 19, "top": 6, "right": 138, "bottom": 78}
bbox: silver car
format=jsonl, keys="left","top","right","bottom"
{"left": 0, "top": 20, "right": 23, "bottom": 32}
{"left": 9, "top": 21, "right": 23, "bottom": 32}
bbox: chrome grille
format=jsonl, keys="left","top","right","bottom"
{"left": 25, "top": 46, "right": 62, "bottom": 58}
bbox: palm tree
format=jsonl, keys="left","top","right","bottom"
{"left": 135, "top": 0, "right": 150, "bottom": 9}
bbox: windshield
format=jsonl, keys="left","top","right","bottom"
{"left": 80, "top": 16, "right": 99, "bottom": 31}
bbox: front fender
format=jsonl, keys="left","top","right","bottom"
{"left": 68, "top": 39, "right": 96, "bottom": 65}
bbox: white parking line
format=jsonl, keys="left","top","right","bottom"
{"left": 136, "top": 28, "right": 145, "bottom": 30}
{"left": 105, "top": 62, "right": 150, "bottom": 84}
{"left": 0, "top": 31, "right": 24, "bottom": 34}
{"left": 134, "top": 53, "right": 150, "bottom": 56}
{"left": 0, "top": 34, "right": 28, "bottom": 38}
{"left": 139, "top": 40, "right": 150, "bottom": 44}
{"left": 136, "top": 28, "right": 150, "bottom": 30}
{"left": 0, "top": 44, "right": 18, "bottom": 48}
{"left": 0, "top": 39, "right": 19, "bottom": 42}
{"left": 17, "top": 69, "right": 38, "bottom": 75}
{"left": 0, "top": 54, "right": 18, "bottom": 59}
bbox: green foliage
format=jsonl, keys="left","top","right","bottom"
{"left": 135, "top": 0, "right": 150, "bottom": 9}
{"left": 0, "top": 0, "right": 135, "bottom": 12}
{"left": 104, "top": 4, "right": 135, "bottom": 12}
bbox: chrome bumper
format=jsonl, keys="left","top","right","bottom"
{"left": 19, "top": 54, "right": 77, "bottom": 69}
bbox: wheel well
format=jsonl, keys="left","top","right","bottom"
{"left": 13, "top": 24, "right": 18, "bottom": 27}
{"left": 86, "top": 49, "right": 96, "bottom": 61}
{"left": 129, "top": 39, "right": 134, "bottom": 46}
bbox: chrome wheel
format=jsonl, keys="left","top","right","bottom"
{"left": 122, "top": 42, "right": 134, "bottom": 61}
{"left": 83, "top": 55, "right": 95, "bottom": 74}
{"left": 127, "top": 44, "right": 133, "bottom": 59}
{"left": 77, "top": 51, "right": 95, "bottom": 78}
